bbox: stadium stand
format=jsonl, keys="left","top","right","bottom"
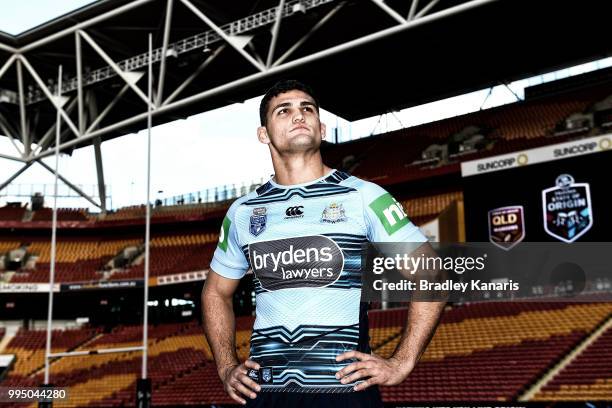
{"left": 31, "top": 208, "right": 89, "bottom": 222}
{"left": 373, "top": 302, "right": 612, "bottom": 402}
{"left": 533, "top": 322, "right": 612, "bottom": 401}
{"left": 2, "top": 75, "right": 610, "bottom": 229}
{"left": 321, "top": 80, "right": 612, "bottom": 184}
{"left": 1, "top": 303, "right": 610, "bottom": 405}
{"left": 1, "top": 67, "right": 612, "bottom": 407}
{"left": 400, "top": 191, "right": 463, "bottom": 226}
{"left": 2, "top": 327, "right": 100, "bottom": 377}
{"left": 0, "top": 191, "right": 455, "bottom": 283}
{"left": 100, "top": 203, "right": 227, "bottom": 223}
{"left": 0, "top": 203, "right": 27, "bottom": 222}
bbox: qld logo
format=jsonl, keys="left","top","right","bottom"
{"left": 250, "top": 207, "right": 267, "bottom": 236}
{"left": 488, "top": 206, "right": 525, "bottom": 250}
{"left": 542, "top": 174, "right": 593, "bottom": 243}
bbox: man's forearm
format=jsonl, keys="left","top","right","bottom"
{"left": 390, "top": 301, "right": 445, "bottom": 372}
{"left": 202, "top": 286, "right": 240, "bottom": 377}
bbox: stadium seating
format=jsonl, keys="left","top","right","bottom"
{"left": 2, "top": 327, "right": 100, "bottom": 377}
{"left": 1, "top": 70, "right": 612, "bottom": 407}
{"left": 533, "top": 323, "right": 612, "bottom": 401}
{"left": 401, "top": 191, "right": 463, "bottom": 226}
{"left": 1, "top": 303, "right": 610, "bottom": 406}
{"left": 0, "top": 204, "right": 26, "bottom": 221}
{"left": 99, "top": 203, "right": 226, "bottom": 223}
{"left": 321, "top": 80, "right": 612, "bottom": 183}
{"left": 376, "top": 302, "right": 612, "bottom": 402}
{"left": 110, "top": 242, "right": 216, "bottom": 280}
{"left": 7, "top": 237, "right": 141, "bottom": 283}
{"left": 31, "top": 208, "right": 89, "bottom": 222}
{"left": 3, "top": 234, "right": 217, "bottom": 283}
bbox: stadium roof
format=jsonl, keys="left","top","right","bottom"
{"left": 1, "top": 0, "right": 610, "bottom": 149}
{"left": 0, "top": 0, "right": 610, "bottom": 211}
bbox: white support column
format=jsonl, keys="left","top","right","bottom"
{"left": 34, "top": 97, "right": 78, "bottom": 156}
{"left": 0, "top": 112, "right": 24, "bottom": 157}
{"left": 19, "top": 0, "right": 157, "bottom": 53}
{"left": 415, "top": 0, "right": 441, "bottom": 19}
{"left": 156, "top": 0, "right": 174, "bottom": 106}
{"left": 18, "top": 55, "right": 81, "bottom": 139}
{"left": 408, "top": 0, "right": 420, "bottom": 20}
{"left": 272, "top": 2, "right": 345, "bottom": 67}
{"left": 29, "top": 0, "right": 500, "bottom": 161}
{"left": 141, "top": 32, "right": 153, "bottom": 380}
{"left": 266, "top": 0, "right": 286, "bottom": 68}
{"left": 37, "top": 160, "right": 102, "bottom": 209}
{"left": 85, "top": 83, "right": 132, "bottom": 134}
{"left": 76, "top": 32, "right": 85, "bottom": 134}
{"left": 161, "top": 45, "right": 225, "bottom": 107}
{"left": 0, "top": 162, "right": 33, "bottom": 193}
{"left": 180, "top": 0, "right": 265, "bottom": 72}
{"left": 0, "top": 55, "right": 16, "bottom": 81}
{"left": 85, "top": 92, "right": 108, "bottom": 213}
{"left": 43, "top": 64, "right": 63, "bottom": 386}
{"left": 0, "top": 42, "right": 18, "bottom": 53}
{"left": 79, "top": 29, "right": 153, "bottom": 109}
{"left": 370, "top": 0, "right": 407, "bottom": 24}
{"left": 16, "top": 58, "right": 29, "bottom": 156}
{"left": 49, "top": 346, "right": 145, "bottom": 358}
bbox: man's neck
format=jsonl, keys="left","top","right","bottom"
{"left": 271, "top": 152, "right": 332, "bottom": 186}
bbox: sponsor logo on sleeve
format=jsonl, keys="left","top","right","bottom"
{"left": 369, "top": 193, "right": 409, "bottom": 235}
{"left": 542, "top": 174, "right": 593, "bottom": 243}
{"left": 218, "top": 216, "right": 231, "bottom": 252}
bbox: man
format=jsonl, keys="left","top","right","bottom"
{"left": 203, "top": 80, "right": 445, "bottom": 407}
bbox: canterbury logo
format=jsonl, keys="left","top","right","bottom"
{"left": 285, "top": 206, "right": 304, "bottom": 217}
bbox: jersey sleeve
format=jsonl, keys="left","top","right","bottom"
{"left": 210, "top": 200, "right": 249, "bottom": 279}
{"left": 360, "top": 181, "right": 428, "bottom": 243}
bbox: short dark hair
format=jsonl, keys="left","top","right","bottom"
{"left": 259, "top": 79, "right": 319, "bottom": 126}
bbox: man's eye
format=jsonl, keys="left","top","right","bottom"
{"left": 278, "top": 108, "right": 288, "bottom": 114}
{"left": 302, "top": 106, "right": 313, "bottom": 112}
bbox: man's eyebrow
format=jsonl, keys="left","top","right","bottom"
{"left": 271, "top": 100, "right": 317, "bottom": 113}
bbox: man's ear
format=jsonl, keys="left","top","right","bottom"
{"left": 320, "top": 122, "right": 327, "bottom": 140}
{"left": 257, "top": 126, "right": 270, "bottom": 144}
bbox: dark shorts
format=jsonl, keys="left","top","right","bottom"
{"left": 244, "top": 386, "right": 383, "bottom": 408}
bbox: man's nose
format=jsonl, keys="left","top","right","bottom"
{"left": 293, "top": 111, "right": 305, "bottom": 122}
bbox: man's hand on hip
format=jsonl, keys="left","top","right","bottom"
{"left": 219, "top": 360, "right": 262, "bottom": 405}
{"left": 335, "top": 351, "right": 414, "bottom": 391}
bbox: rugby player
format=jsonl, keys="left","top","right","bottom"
{"left": 203, "top": 80, "right": 445, "bottom": 407}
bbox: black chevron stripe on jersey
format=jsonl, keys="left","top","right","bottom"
{"left": 255, "top": 181, "right": 275, "bottom": 196}
{"left": 244, "top": 186, "right": 356, "bottom": 205}
{"left": 324, "top": 170, "right": 351, "bottom": 184}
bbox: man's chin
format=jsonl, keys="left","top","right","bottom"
{"left": 290, "top": 133, "right": 320, "bottom": 146}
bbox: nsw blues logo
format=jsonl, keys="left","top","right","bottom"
{"left": 542, "top": 174, "right": 593, "bottom": 243}
{"left": 261, "top": 367, "right": 273, "bottom": 383}
{"left": 321, "top": 202, "right": 347, "bottom": 224}
{"left": 250, "top": 207, "right": 267, "bottom": 236}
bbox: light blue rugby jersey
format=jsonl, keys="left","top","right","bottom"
{"left": 210, "top": 169, "right": 427, "bottom": 393}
